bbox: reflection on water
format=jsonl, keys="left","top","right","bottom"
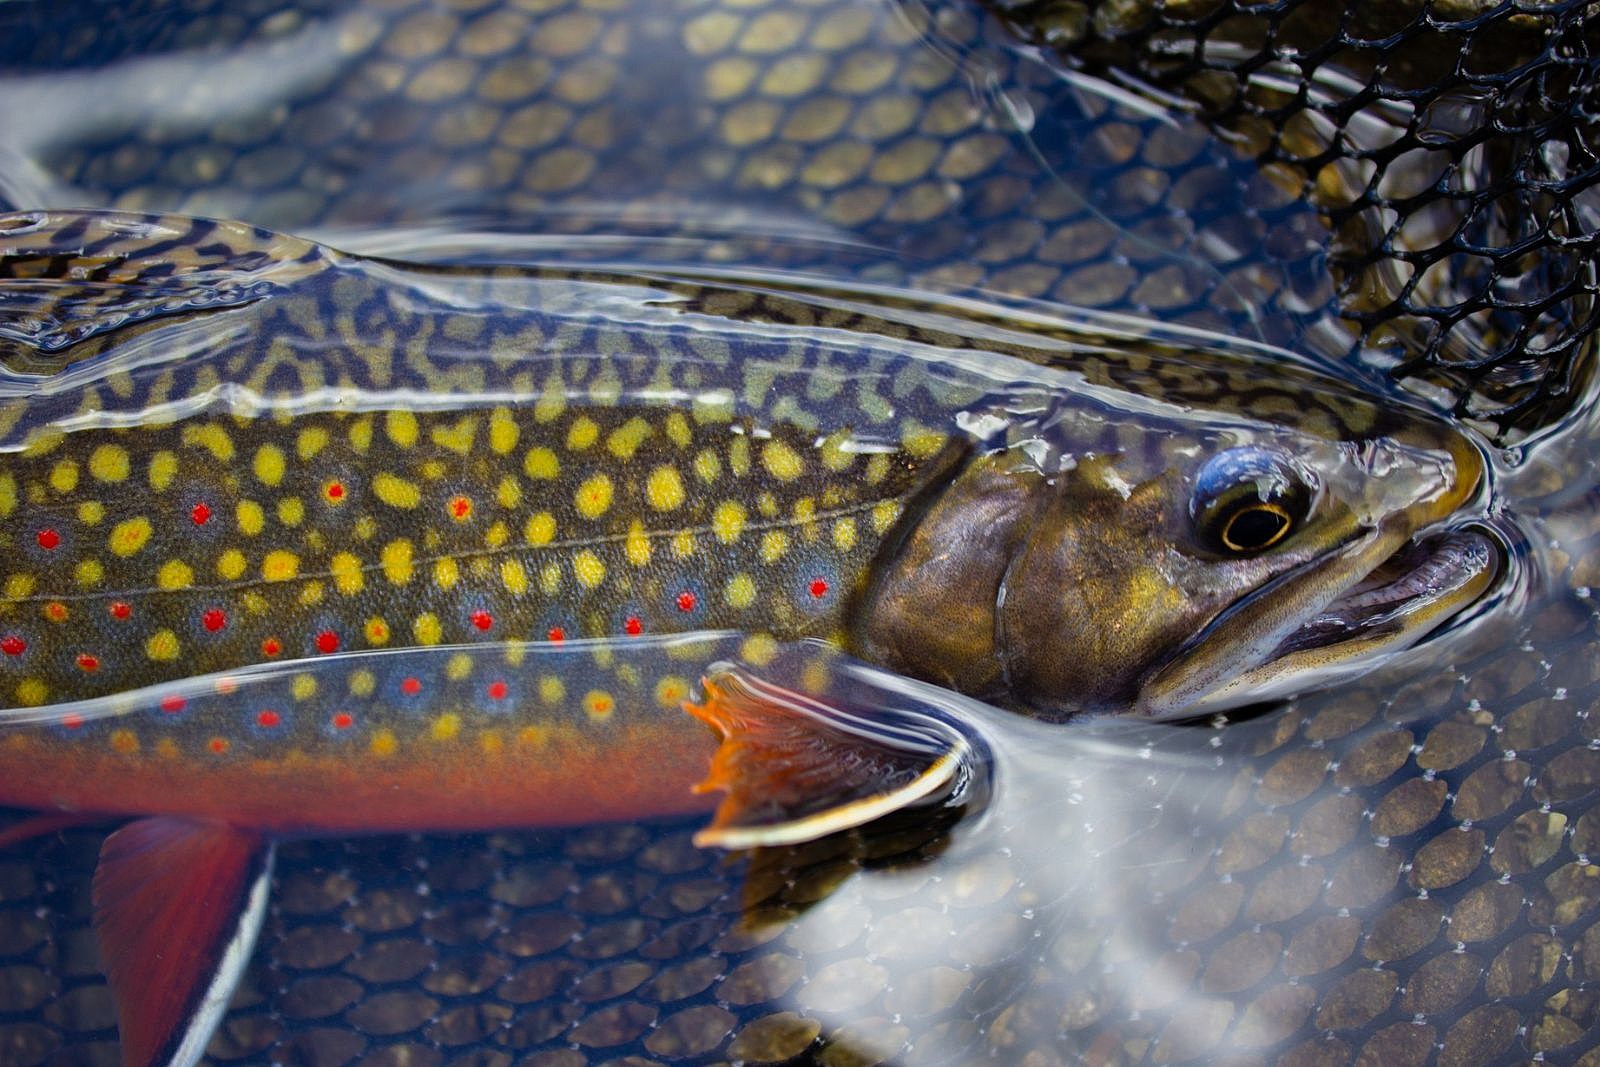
{"left": 0, "top": 0, "right": 1597, "bottom": 1065}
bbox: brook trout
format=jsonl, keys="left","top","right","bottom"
{"left": 0, "top": 210, "right": 1499, "bottom": 1066}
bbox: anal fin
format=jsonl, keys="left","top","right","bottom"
{"left": 93, "top": 817, "right": 274, "bottom": 1067}
{"left": 684, "top": 661, "right": 981, "bottom": 850}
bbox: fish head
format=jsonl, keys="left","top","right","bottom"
{"left": 853, "top": 387, "right": 1499, "bottom": 719}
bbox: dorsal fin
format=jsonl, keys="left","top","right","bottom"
{"left": 0, "top": 210, "right": 332, "bottom": 373}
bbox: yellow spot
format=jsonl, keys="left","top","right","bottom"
{"left": 373, "top": 472, "right": 422, "bottom": 509}
{"left": 237, "top": 500, "right": 265, "bottom": 536}
{"left": 251, "top": 445, "right": 285, "bottom": 487}
{"left": 575, "top": 474, "right": 614, "bottom": 519}
{"left": 654, "top": 675, "right": 689, "bottom": 708}
{"left": 110, "top": 729, "right": 139, "bottom": 755}
{"left": 242, "top": 592, "right": 268, "bottom": 615}
{"left": 646, "top": 466, "right": 685, "bottom": 511}
{"left": 725, "top": 573, "right": 757, "bottom": 609}
{"left": 741, "top": 633, "right": 778, "bottom": 666}
{"left": 625, "top": 521, "right": 652, "bottom": 566}
{"left": 381, "top": 540, "right": 414, "bottom": 584}
{"left": 672, "top": 531, "right": 697, "bottom": 559}
{"left": 75, "top": 559, "right": 104, "bottom": 587}
{"left": 729, "top": 436, "right": 751, "bottom": 476}
{"left": 525, "top": 511, "right": 557, "bottom": 546}
{"left": 354, "top": 515, "right": 377, "bottom": 540}
{"left": 109, "top": 516, "right": 153, "bottom": 557}
{"left": 517, "top": 724, "right": 550, "bottom": 748}
{"left": 146, "top": 629, "right": 181, "bottom": 661}
{"left": 833, "top": 517, "right": 858, "bottom": 552}
{"left": 370, "top": 729, "right": 398, "bottom": 757}
{"left": 872, "top": 500, "right": 901, "bottom": 535}
{"left": 496, "top": 476, "right": 521, "bottom": 509}
{"left": 87, "top": 445, "right": 129, "bottom": 483}
{"left": 292, "top": 674, "right": 318, "bottom": 701}
{"left": 147, "top": 450, "right": 178, "bottom": 491}
{"left": 485, "top": 521, "right": 509, "bottom": 548}
{"left": 480, "top": 731, "right": 504, "bottom": 757}
{"left": 15, "top": 679, "right": 47, "bottom": 707}
{"left": 865, "top": 453, "right": 891, "bottom": 484}
{"left": 4, "top": 574, "right": 34, "bottom": 600}
{"left": 434, "top": 556, "right": 460, "bottom": 590}
{"left": 489, "top": 408, "right": 520, "bottom": 454}
{"left": 712, "top": 501, "right": 747, "bottom": 543}
{"left": 538, "top": 675, "right": 565, "bottom": 706}
{"left": 77, "top": 500, "right": 105, "bottom": 525}
{"left": 539, "top": 563, "right": 562, "bottom": 595}
{"left": 350, "top": 669, "right": 377, "bottom": 697}
{"left": 331, "top": 552, "right": 364, "bottom": 595}
{"left": 429, "top": 414, "right": 479, "bottom": 455}
{"left": 760, "top": 530, "right": 790, "bottom": 564}
{"left": 903, "top": 424, "right": 948, "bottom": 459}
{"left": 694, "top": 448, "right": 721, "bottom": 483}
{"left": 606, "top": 417, "right": 652, "bottom": 459}
{"left": 385, "top": 410, "right": 419, "bottom": 448}
{"left": 446, "top": 653, "right": 473, "bottom": 681}
{"left": 262, "top": 550, "right": 300, "bottom": 582}
{"left": 0, "top": 473, "right": 14, "bottom": 516}
{"left": 413, "top": 612, "right": 443, "bottom": 645}
{"left": 155, "top": 738, "right": 179, "bottom": 759}
{"left": 349, "top": 416, "right": 373, "bottom": 453}
{"left": 761, "top": 440, "right": 805, "bottom": 481}
{"left": 583, "top": 690, "right": 615, "bottom": 721}
{"left": 524, "top": 446, "right": 560, "bottom": 480}
{"left": 49, "top": 459, "right": 79, "bottom": 493}
{"left": 665, "top": 412, "right": 692, "bottom": 448}
{"left": 22, "top": 431, "right": 64, "bottom": 458}
{"left": 364, "top": 617, "right": 391, "bottom": 645}
{"left": 182, "top": 424, "right": 234, "bottom": 461}
{"left": 277, "top": 497, "right": 305, "bottom": 526}
{"left": 501, "top": 559, "right": 529, "bottom": 594}
{"left": 756, "top": 492, "right": 778, "bottom": 519}
{"left": 819, "top": 429, "right": 855, "bottom": 471}
{"left": 217, "top": 549, "right": 247, "bottom": 581}
{"left": 157, "top": 560, "right": 194, "bottom": 590}
{"left": 430, "top": 713, "right": 462, "bottom": 742}
{"left": 573, "top": 550, "right": 606, "bottom": 588}
{"left": 298, "top": 580, "right": 325, "bottom": 607}
{"left": 296, "top": 426, "right": 329, "bottom": 460}
{"left": 566, "top": 417, "right": 599, "bottom": 450}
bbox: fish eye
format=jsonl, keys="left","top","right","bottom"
{"left": 1191, "top": 447, "right": 1310, "bottom": 556}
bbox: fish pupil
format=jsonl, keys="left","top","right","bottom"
{"left": 1222, "top": 504, "right": 1290, "bottom": 552}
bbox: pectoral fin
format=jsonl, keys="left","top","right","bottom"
{"left": 93, "top": 817, "right": 274, "bottom": 1067}
{"left": 685, "top": 660, "right": 982, "bottom": 850}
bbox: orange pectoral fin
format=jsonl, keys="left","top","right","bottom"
{"left": 684, "top": 659, "right": 983, "bottom": 851}
{"left": 92, "top": 817, "right": 274, "bottom": 1067}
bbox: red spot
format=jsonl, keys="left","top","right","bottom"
{"left": 809, "top": 577, "right": 830, "bottom": 598}
{"left": 201, "top": 609, "right": 227, "bottom": 632}
{"left": 448, "top": 495, "right": 473, "bottom": 521}
{"left": 62, "top": 714, "right": 84, "bottom": 731}
{"left": 160, "top": 696, "right": 186, "bottom": 714}
{"left": 331, "top": 712, "right": 354, "bottom": 730}
{"left": 261, "top": 637, "right": 282, "bottom": 657}
{"left": 191, "top": 502, "right": 211, "bottom": 525}
{"left": 547, "top": 627, "right": 566, "bottom": 643}
{"left": 487, "top": 680, "right": 509, "bottom": 701}
{"left": 256, "top": 709, "right": 281, "bottom": 729}
{"left": 75, "top": 653, "right": 100, "bottom": 672}
{"left": 36, "top": 529, "right": 60, "bottom": 550}
{"left": 471, "top": 611, "right": 493, "bottom": 631}
{"left": 0, "top": 636, "right": 24, "bottom": 656}
{"left": 325, "top": 481, "right": 346, "bottom": 502}
{"left": 110, "top": 602, "right": 132, "bottom": 620}
{"left": 315, "top": 631, "right": 340, "bottom": 654}
{"left": 208, "top": 737, "right": 229, "bottom": 755}
{"left": 400, "top": 677, "right": 422, "bottom": 696}
{"left": 43, "top": 602, "right": 68, "bottom": 623}
{"left": 675, "top": 590, "right": 697, "bottom": 612}
{"left": 624, "top": 616, "right": 642, "bottom": 636}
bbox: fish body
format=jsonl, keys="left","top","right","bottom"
{"left": 0, "top": 210, "right": 1500, "bottom": 1066}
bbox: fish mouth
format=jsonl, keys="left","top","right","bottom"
{"left": 1140, "top": 525, "right": 1501, "bottom": 717}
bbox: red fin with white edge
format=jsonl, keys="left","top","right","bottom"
{"left": 93, "top": 817, "right": 274, "bottom": 1067}
{"left": 684, "top": 663, "right": 977, "bottom": 850}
